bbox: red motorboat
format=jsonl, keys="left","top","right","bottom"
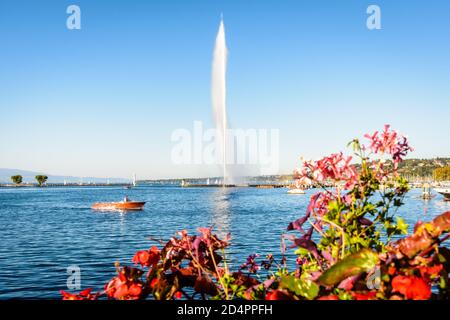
{"left": 92, "top": 200, "right": 146, "bottom": 211}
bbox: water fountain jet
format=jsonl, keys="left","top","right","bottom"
{"left": 212, "top": 17, "right": 228, "bottom": 186}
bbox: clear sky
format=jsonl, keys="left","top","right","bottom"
{"left": 0, "top": 0, "right": 449, "bottom": 179}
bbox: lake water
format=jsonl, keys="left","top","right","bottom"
{"left": 0, "top": 185, "right": 449, "bottom": 299}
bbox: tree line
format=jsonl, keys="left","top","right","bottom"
{"left": 433, "top": 166, "right": 450, "bottom": 182}
{"left": 9, "top": 175, "right": 48, "bottom": 186}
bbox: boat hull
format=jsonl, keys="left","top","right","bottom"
{"left": 92, "top": 202, "right": 146, "bottom": 211}
{"left": 287, "top": 188, "right": 305, "bottom": 195}
{"left": 435, "top": 189, "right": 450, "bottom": 201}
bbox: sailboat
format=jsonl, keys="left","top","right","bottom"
{"left": 124, "top": 174, "right": 136, "bottom": 189}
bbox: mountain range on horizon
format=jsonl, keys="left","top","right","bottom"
{"left": 0, "top": 168, "right": 130, "bottom": 184}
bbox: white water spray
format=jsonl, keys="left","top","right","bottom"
{"left": 211, "top": 17, "right": 228, "bottom": 186}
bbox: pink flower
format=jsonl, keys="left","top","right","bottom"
{"left": 198, "top": 227, "right": 212, "bottom": 237}
{"left": 296, "top": 153, "right": 359, "bottom": 190}
{"left": 307, "top": 192, "right": 334, "bottom": 216}
{"left": 240, "top": 254, "right": 261, "bottom": 273}
{"left": 364, "top": 125, "right": 413, "bottom": 167}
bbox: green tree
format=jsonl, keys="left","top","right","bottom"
{"left": 35, "top": 175, "right": 48, "bottom": 186}
{"left": 11, "top": 175, "right": 23, "bottom": 185}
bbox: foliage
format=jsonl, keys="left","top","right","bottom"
{"left": 11, "top": 175, "right": 23, "bottom": 185}
{"left": 61, "top": 125, "right": 450, "bottom": 300}
{"left": 397, "top": 158, "right": 450, "bottom": 179}
{"left": 35, "top": 175, "right": 48, "bottom": 186}
{"left": 433, "top": 166, "right": 450, "bottom": 182}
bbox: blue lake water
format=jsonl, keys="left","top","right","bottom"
{"left": 0, "top": 185, "right": 449, "bottom": 299}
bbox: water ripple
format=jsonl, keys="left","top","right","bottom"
{"left": 0, "top": 186, "right": 448, "bottom": 299}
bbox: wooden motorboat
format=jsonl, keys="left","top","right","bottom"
{"left": 435, "top": 188, "right": 450, "bottom": 201}
{"left": 92, "top": 201, "right": 146, "bottom": 211}
{"left": 287, "top": 188, "right": 305, "bottom": 195}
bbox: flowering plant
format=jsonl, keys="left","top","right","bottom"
{"left": 61, "top": 125, "right": 450, "bottom": 300}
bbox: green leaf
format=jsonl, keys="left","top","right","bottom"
{"left": 317, "top": 249, "right": 379, "bottom": 287}
{"left": 396, "top": 217, "right": 408, "bottom": 235}
{"left": 280, "top": 275, "right": 319, "bottom": 300}
{"left": 327, "top": 200, "right": 340, "bottom": 212}
{"left": 294, "top": 248, "right": 310, "bottom": 256}
{"left": 337, "top": 290, "right": 353, "bottom": 300}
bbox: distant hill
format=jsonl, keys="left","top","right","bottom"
{"left": 349, "top": 158, "right": 450, "bottom": 180}
{"left": 0, "top": 168, "right": 129, "bottom": 184}
{"left": 397, "top": 158, "right": 450, "bottom": 179}
{"left": 141, "top": 158, "right": 450, "bottom": 184}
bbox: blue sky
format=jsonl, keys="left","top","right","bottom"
{"left": 0, "top": 0, "right": 449, "bottom": 179}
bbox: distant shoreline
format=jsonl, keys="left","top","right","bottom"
{"left": 0, "top": 183, "right": 132, "bottom": 188}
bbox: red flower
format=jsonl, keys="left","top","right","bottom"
{"left": 388, "top": 266, "right": 397, "bottom": 276}
{"left": 60, "top": 288, "right": 98, "bottom": 300}
{"left": 132, "top": 250, "right": 150, "bottom": 267}
{"left": 105, "top": 273, "right": 143, "bottom": 300}
{"left": 114, "top": 283, "right": 130, "bottom": 299}
{"left": 128, "top": 283, "right": 143, "bottom": 297}
{"left": 60, "top": 291, "right": 83, "bottom": 300}
{"left": 105, "top": 273, "right": 126, "bottom": 299}
{"left": 391, "top": 276, "right": 431, "bottom": 300}
{"left": 174, "top": 291, "right": 183, "bottom": 299}
{"left": 132, "top": 246, "right": 160, "bottom": 268}
{"left": 150, "top": 278, "right": 159, "bottom": 289}
{"left": 352, "top": 291, "right": 377, "bottom": 300}
{"left": 418, "top": 264, "right": 443, "bottom": 280}
{"left": 317, "top": 295, "right": 339, "bottom": 300}
{"left": 265, "top": 290, "right": 292, "bottom": 300}
{"left": 79, "top": 288, "right": 93, "bottom": 297}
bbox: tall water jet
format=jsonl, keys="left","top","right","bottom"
{"left": 212, "top": 17, "right": 228, "bottom": 186}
